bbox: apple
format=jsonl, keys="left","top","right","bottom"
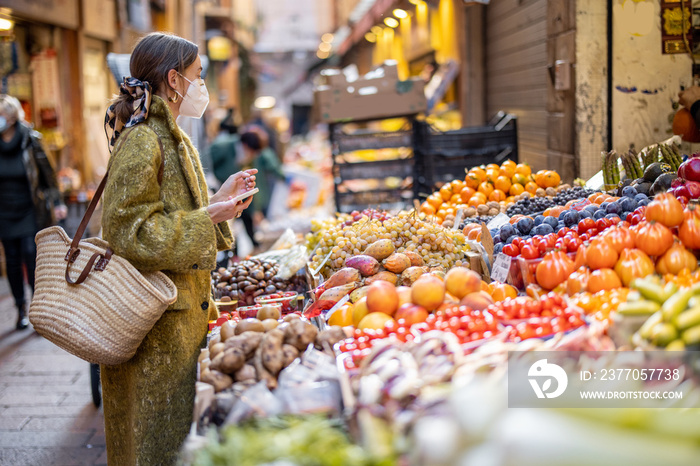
{"left": 444, "top": 267, "right": 482, "bottom": 299}
{"left": 411, "top": 275, "right": 446, "bottom": 311}
{"left": 366, "top": 281, "right": 399, "bottom": 316}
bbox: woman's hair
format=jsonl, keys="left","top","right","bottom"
{"left": 240, "top": 131, "right": 262, "bottom": 151}
{"left": 113, "top": 32, "right": 199, "bottom": 122}
{"left": 0, "top": 94, "right": 25, "bottom": 123}
{"left": 247, "top": 125, "right": 270, "bottom": 149}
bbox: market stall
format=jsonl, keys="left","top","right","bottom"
{"left": 183, "top": 133, "right": 700, "bottom": 465}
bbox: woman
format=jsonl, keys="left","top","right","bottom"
{"left": 100, "top": 32, "right": 256, "bottom": 465}
{"left": 0, "top": 95, "right": 65, "bottom": 330}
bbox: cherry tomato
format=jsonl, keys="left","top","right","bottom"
{"left": 578, "top": 218, "right": 595, "bottom": 232}
{"left": 512, "top": 237, "right": 523, "bottom": 249}
{"left": 520, "top": 244, "right": 539, "bottom": 260}
{"left": 503, "top": 244, "right": 520, "bottom": 257}
{"left": 595, "top": 218, "right": 611, "bottom": 231}
{"left": 609, "top": 216, "right": 621, "bottom": 225}
{"left": 557, "top": 228, "right": 570, "bottom": 238}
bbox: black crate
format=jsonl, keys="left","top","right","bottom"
{"left": 335, "top": 188, "right": 413, "bottom": 213}
{"left": 332, "top": 128, "right": 413, "bottom": 154}
{"left": 413, "top": 115, "right": 518, "bottom": 196}
{"left": 334, "top": 158, "right": 414, "bottom": 180}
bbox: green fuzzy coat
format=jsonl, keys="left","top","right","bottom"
{"left": 100, "top": 96, "right": 232, "bottom": 466}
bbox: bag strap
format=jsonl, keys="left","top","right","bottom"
{"left": 65, "top": 126, "right": 165, "bottom": 285}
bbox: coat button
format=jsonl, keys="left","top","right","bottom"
{"left": 192, "top": 264, "right": 198, "bottom": 269}
{"left": 201, "top": 301, "right": 209, "bottom": 310}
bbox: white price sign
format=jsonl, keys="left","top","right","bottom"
{"left": 491, "top": 253, "right": 512, "bottom": 283}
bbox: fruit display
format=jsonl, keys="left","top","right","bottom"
{"left": 307, "top": 210, "right": 468, "bottom": 278}
{"left": 212, "top": 258, "right": 307, "bottom": 307}
{"left": 671, "top": 154, "right": 700, "bottom": 199}
{"left": 602, "top": 141, "right": 682, "bottom": 193}
{"left": 419, "top": 160, "right": 565, "bottom": 224}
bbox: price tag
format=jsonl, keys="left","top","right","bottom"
{"left": 486, "top": 213, "right": 510, "bottom": 230}
{"left": 491, "top": 253, "right": 512, "bottom": 283}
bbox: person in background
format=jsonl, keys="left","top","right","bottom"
{"left": 100, "top": 32, "right": 256, "bottom": 465}
{"left": 248, "top": 125, "right": 286, "bottom": 224}
{"left": 0, "top": 94, "right": 66, "bottom": 330}
{"left": 679, "top": 86, "right": 700, "bottom": 125}
{"left": 237, "top": 131, "right": 264, "bottom": 249}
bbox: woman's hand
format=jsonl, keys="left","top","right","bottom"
{"left": 54, "top": 205, "right": 68, "bottom": 221}
{"left": 211, "top": 169, "right": 258, "bottom": 204}
{"left": 207, "top": 194, "right": 254, "bottom": 224}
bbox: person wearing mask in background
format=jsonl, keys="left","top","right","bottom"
{"left": 100, "top": 32, "right": 256, "bottom": 465}
{"left": 0, "top": 94, "right": 66, "bottom": 330}
{"left": 248, "top": 125, "right": 286, "bottom": 225}
{"left": 237, "top": 131, "right": 263, "bottom": 249}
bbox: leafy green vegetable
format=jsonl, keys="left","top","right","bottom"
{"left": 189, "top": 416, "right": 395, "bottom": 466}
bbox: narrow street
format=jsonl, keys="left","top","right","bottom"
{"left": 0, "top": 279, "right": 107, "bottom": 465}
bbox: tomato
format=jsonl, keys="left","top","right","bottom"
{"left": 656, "top": 241, "right": 699, "bottom": 275}
{"left": 595, "top": 218, "right": 612, "bottom": 231}
{"left": 614, "top": 248, "right": 655, "bottom": 286}
{"left": 587, "top": 268, "right": 622, "bottom": 293}
{"left": 679, "top": 205, "right": 700, "bottom": 250}
{"left": 512, "top": 237, "right": 523, "bottom": 249}
{"left": 603, "top": 226, "right": 635, "bottom": 253}
{"left": 646, "top": 193, "right": 684, "bottom": 228}
{"left": 634, "top": 221, "right": 674, "bottom": 257}
{"left": 503, "top": 244, "right": 520, "bottom": 257}
{"left": 520, "top": 244, "right": 539, "bottom": 260}
{"left": 566, "top": 267, "right": 590, "bottom": 296}
{"left": 585, "top": 236, "right": 619, "bottom": 270}
{"left": 610, "top": 216, "right": 621, "bottom": 225}
{"left": 587, "top": 227, "right": 599, "bottom": 237}
{"left": 535, "top": 250, "right": 575, "bottom": 290}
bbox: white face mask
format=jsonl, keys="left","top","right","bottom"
{"left": 0, "top": 116, "right": 9, "bottom": 133}
{"left": 176, "top": 72, "right": 209, "bottom": 119}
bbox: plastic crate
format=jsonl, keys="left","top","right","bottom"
{"left": 333, "top": 129, "right": 413, "bottom": 153}
{"left": 413, "top": 115, "right": 518, "bottom": 195}
{"left": 335, "top": 188, "right": 413, "bottom": 213}
{"left": 335, "top": 158, "right": 414, "bottom": 180}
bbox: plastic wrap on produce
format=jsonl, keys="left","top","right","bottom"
{"left": 275, "top": 244, "right": 311, "bottom": 280}
{"left": 224, "top": 381, "right": 284, "bottom": 426}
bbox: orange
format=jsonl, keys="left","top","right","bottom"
{"left": 494, "top": 176, "right": 512, "bottom": 193}
{"left": 506, "top": 196, "right": 515, "bottom": 204}
{"left": 420, "top": 202, "right": 436, "bottom": 216}
{"left": 450, "top": 179, "right": 466, "bottom": 194}
{"left": 512, "top": 173, "right": 528, "bottom": 186}
{"left": 358, "top": 312, "right": 395, "bottom": 330}
{"left": 352, "top": 297, "right": 370, "bottom": 326}
{"left": 478, "top": 181, "right": 494, "bottom": 197}
{"left": 328, "top": 302, "right": 354, "bottom": 327}
{"left": 439, "top": 184, "right": 454, "bottom": 202}
{"left": 485, "top": 169, "right": 499, "bottom": 184}
{"left": 492, "top": 283, "right": 518, "bottom": 302}
{"left": 450, "top": 193, "right": 462, "bottom": 204}
{"left": 525, "top": 181, "right": 539, "bottom": 195}
{"left": 486, "top": 163, "right": 500, "bottom": 171}
{"left": 535, "top": 170, "right": 547, "bottom": 188}
{"left": 543, "top": 171, "right": 561, "bottom": 188}
{"left": 427, "top": 194, "right": 443, "bottom": 210}
{"left": 467, "top": 229, "right": 481, "bottom": 241}
{"left": 468, "top": 196, "right": 484, "bottom": 208}
{"left": 549, "top": 206, "right": 565, "bottom": 218}
{"left": 465, "top": 173, "right": 481, "bottom": 190}
{"left": 460, "top": 186, "right": 476, "bottom": 203}
{"left": 469, "top": 167, "right": 487, "bottom": 183}
{"left": 489, "top": 189, "right": 506, "bottom": 202}
{"left": 499, "top": 164, "right": 516, "bottom": 179}
{"left": 515, "top": 163, "right": 532, "bottom": 177}
{"left": 509, "top": 183, "right": 525, "bottom": 196}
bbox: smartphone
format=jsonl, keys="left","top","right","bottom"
{"left": 229, "top": 188, "right": 258, "bottom": 204}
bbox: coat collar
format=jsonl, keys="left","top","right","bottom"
{"left": 148, "top": 96, "right": 208, "bottom": 208}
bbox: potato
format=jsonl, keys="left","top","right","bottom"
{"left": 220, "top": 321, "right": 237, "bottom": 341}
{"left": 199, "top": 358, "right": 211, "bottom": 374}
{"left": 261, "top": 328, "right": 285, "bottom": 375}
{"left": 198, "top": 349, "right": 210, "bottom": 363}
{"left": 257, "top": 305, "right": 281, "bottom": 321}
{"left": 261, "top": 318, "right": 279, "bottom": 331}
{"left": 224, "top": 331, "right": 263, "bottom": 358}
{"left": 219, "top": 347, "right": 246, "bottom": 374}
{"left": 234, "top": 364, "right": 256, "bottom": 383}
{"left": 254, "top": 344, "right": 277, "bottom": 390}
{"left": 209, "top": 342, "right": 225, "bottom": 360}
{"left": 315, "top": 326, "right": 346, "bottom": 355}
{"left": 281, "top": 344, "right": 300, "bottom": 368}
{"left": 209, "top": 352, "right": 225, "bottom": 372}
{"left": 208, "top": 333, "right": 221, "bottom": 348}
{"left": 283, "top": 313, "right": 301, "bottom": 323}
{"left": 201, "top": 370, "right": 233, "bottom": 393}
{"left": 235, "top": 318, "right": 265, "bottom": 335}
{"left": 283, "top": 320, "right": 319, "bottom": 352}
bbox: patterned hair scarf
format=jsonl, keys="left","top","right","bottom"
{"left": 104, "top": 77, "right": 152, "bottom": 152}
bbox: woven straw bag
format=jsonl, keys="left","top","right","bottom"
{"left": 29, "top": 130, "right": 177, "bottom": 365}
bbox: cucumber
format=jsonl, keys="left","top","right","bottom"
{"left": 651, "top": 323, "right": 678, "bottom": 347}
{"left": 661, "top": 288, "right": 693, "bottom": 322}
{"left": 666, "top": 339, "right": 686, "bottom": 351}
{"left": 638, "top": 311, "right": 663, "bottom": 340}
{"left": 674, "top": 306, "right": 700, "bottom": 331}
{"left": 631, "top": 279, "right": 667, "bottom": 303}
{"left": 681, "top": 324, "right": 700, "bottom": 346}
{"left": 617, "top": 300, "right": 661, "bottom": 316}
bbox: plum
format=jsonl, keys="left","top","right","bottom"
{"left": 534, "top": 215, "right": 545, "bottom": 226}
{"left": 634, "top": 193, "right": 648, "bottom": 203}
{"left": 605, "top": 213, "right": 620, "bottom": 220}
{"left": 605, "top": 202, "right": 622, "bottom": 214}
{"left": 494, "top": 243, "right": 504, "bottom": 255}
{"left": 619, "top": 197, "right": 636, "bottom": 212}
{"left": 584, "top": 205, "right": 598, "bottom": 215}
{"left": 563, "top": 210, "right": 580, "bottom": 227}
{"left": 532, "top": 224, "right": 554, "bottom": 236}
{"left": 517, "top": 217, "right": 534, "bottom": 234}
{"left": 621, "top": 186, "right": 637, "bottom": 198}
{"left": 500, "top": 224, "right": 516, "bottom": 242}
{"left": 593, "top": 209, "right": 607, "bottom": 220}
{"left": 636, "top": 198, "right": 649, "bottom": 207}
{"left": 579, "top": 209, "right": 593, "bottom": 219}
{"left": 543, "top": 217, "right": 559, "bottom": 229}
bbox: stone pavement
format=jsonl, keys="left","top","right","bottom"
{"left": 0, "top": 278, "right": 107, "bottom": 465}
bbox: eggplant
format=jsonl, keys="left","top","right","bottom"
{"left": 643, "top": 162, "right": 665, "bottom": 182}
{"left": 635, "top": 181, "right": 653, "bottom": 195}
{"left": 650, "top": 173, "right": 677, "bottom": 196}
{"left": 631, "top": 177, "right": 645, "bottom": 187}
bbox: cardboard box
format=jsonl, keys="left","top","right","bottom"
{"left": 314, "top": 62, "right": 427, "bottom": 123}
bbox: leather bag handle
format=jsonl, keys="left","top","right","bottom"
{"left": 65, "top": 126, "right": 165, "bottom": 284}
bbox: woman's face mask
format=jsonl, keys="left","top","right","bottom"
{"left": 0, "top": 116, "right": 9, "bottom": 133}
{"left": 176, "top": 72, "right": 209, "bottom": 119}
